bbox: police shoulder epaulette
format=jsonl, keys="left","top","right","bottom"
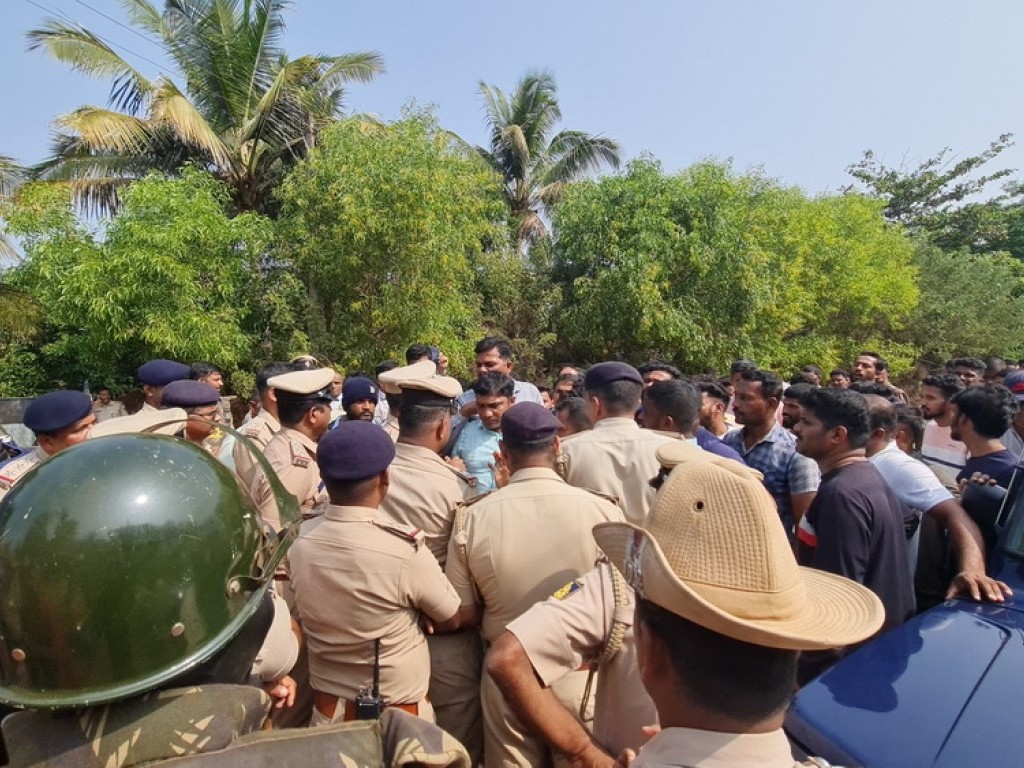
{"left": 289, "top": 439, "right": 310, "bottom": 468}
{"left": 372, "top": 520, "right": 425, "bottom": 546}
{"left": 463, "top": 490, "right": 494, "bottom": 507}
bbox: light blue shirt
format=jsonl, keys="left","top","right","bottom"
{"left": 451, "top": 420, "right": 502, "bottom": 494}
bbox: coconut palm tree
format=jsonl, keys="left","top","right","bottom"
{"left": 477, "top": 70, "right": 621, "bottom": 248}
{"left": 28, "top": 0, "right": 383, "bottom": 215}
{"left": 0, "top": 155, "right": 30, "bottom": 261}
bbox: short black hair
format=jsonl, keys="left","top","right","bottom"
{"left": 737, "top": 369, "right": 784, "bottom": 402}
{"left": 475, "top": 336, "right": 512, "bottom": 360}
{"left": 783, "top": 382, "right": 815, "bottom": 401}
{"left": 921, "top": 373, "right": 963, "bottom": 400}
{"left": 472, "top": 372, "right": 515, "bottom": 398}
{"left": 801, "top": 364, "right": 823, "bottom": 377}
{"left": 555, "top": 397, "right": 591, "bottom": 432}
{"left": 950, "top": 384, "right": 1019, "bottom": 439}
{"left": 895, "top": 404, "right": 925, "bottom": 452}
{"left": 643, "top": 380, "right": 700, "bottom": 433}
{"left": 376, "top": 360, "right": 399, "bottom": 377}
{"left": 799, "top": 387, "right": 870, "bottom": 449}
{"left": 638, "top": 360, "right": 682, "bottom": 379}
{"left": 829, "top": 369, "right": 851, "bottom": 380}
{"left": 277, "top": 395, "right": 327, "bottom": 428}
{"left": 190, "top": 362, "right": 222, "bottom": 380}
{"left": 405, "top": 344, "right": 440, "bottom": 365}
{"left": 948, "top": 357, "right": 986, "bottom": 374}
{"left": 730, "top": 359, "right": 758, "bottom": 376}
{"left": 586, "top": 380, "right": 643, "bottom": 416}
{"left": 696, "top": 380, "right": 730, "bottom": 409}
{"left": 398, "top": 402, "right": 450, "bottom": 436}
{"left": 789, "top": 371, "right": 818, "bottom": 385}
{"left": 636, "top": 598, "right": 797, "bottom": 722}
{"left": 257, "top": 362, "right": 294, "bottom": 395}
{"left": 849, "top": 380, "right": 898, "bottom": 400}
{"left": 985, "top": 357, "right": 1007, "bottom": 376}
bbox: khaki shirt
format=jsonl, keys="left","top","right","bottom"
{"left": 93, "top": 401, "right": 126, "bottom": 422}
{"left": 631, "top": 727, "right": 807, "bottom": 767}
{"left": 251, "top": 427, "right": 326, "bottom": 532}
{"left": 289, "top": 505, "right": 461, "bottom": 703}
{"left": 508, "top": 563, "right": 655, "bottom": 756}
{"left": 383, "top": 415, "right": 400, "bottom": 443}
{"left": 380, "top": 442, "right": 467, "bottom": 568}
{"left": 233, "top": 411, "right": 282, "bottom": 489}
{"left": 0, "top": 447, "right": 46, "bottom": 502}
{"left": 562, "top": 418, "right": 676, "bottom": 525}
{"left": 446, "top": 467, "right": 623, "bottom": 643}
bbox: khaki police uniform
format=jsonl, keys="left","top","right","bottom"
{"left": 507, "top": 562, "right": 657, "bottom": 759}
{"left": 0, "top": 447, "right": 46, "bottom": 503}
{"left": 562, "top": 417, "right": 676, "bottom": 525}
{"left": 92, "top": 401, "right": 126, "bottom": 422}
{"left": 382, "top": 414, "right": 400, "bottom": 443}
{"left": 446, "top": 467, "right": 625, "bottom": 768}
{"left": 232, "top": 410, "right": 282, "bottom": 489}
{"left": 376, "top": 367, "right": 484, "bottom": 763}
{"left": 289, "top": 504, "right": 462, "bottom": 725}
{"left": 250, "top": 427, "right": 327, "bottom": 532}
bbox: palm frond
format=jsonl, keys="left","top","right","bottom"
{"left": 0, "top": 156, "right": 29, "bottom": 199}
{"left": 27, "top": 21, "right": 152, "bottom": 113}
{"left": 543, "top": 131, "right": 621, "bottom": 185}
{"left": 53, "top": 107, "right": 152, "bottom": 155}
{"left": 150, "top": 77, "right": 234, "bottom": 170}
{"left": 118, "top": 0, "right": 164, "bottom": 36}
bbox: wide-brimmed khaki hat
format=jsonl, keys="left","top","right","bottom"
{"left": 378, "top": 360, "right": 436, "bottom": 395}
{"left": 593, "top": 450, "right": 884, "bottom": 651}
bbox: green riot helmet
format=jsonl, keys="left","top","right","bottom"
{"left": 0, "top": 432, "right": 298, "bottom": 709}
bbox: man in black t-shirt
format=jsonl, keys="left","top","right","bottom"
{"left": 793, "top": 388, "right": 915, "bottom": 682}
{"left": 949, "top": 383, "right": 1022, "bottom": 489}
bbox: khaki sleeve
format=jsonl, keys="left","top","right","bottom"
{"left": 250, "top": 590, "right": 299, "bottom": 682}
{"left": 251, "top": 472, "right": 281, "bottom": 533}
{"left": 506, "top": 565, "right": 611, "bottom": 688}
{"left": 408, "top": 546, "right": 462, "bottom": 623}
{"left": 444, "top": 522, "right": 479, "bottom": 606}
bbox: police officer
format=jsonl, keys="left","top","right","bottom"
{"left": 250, "top": 367, "right": 335, "bottom": 532}
{"left": 233, "top": 361, "right": 292, "bottom": 488}
{"left": 136, "top": 359, "right": 192, "bottom": 411}
{"left": 161, "top": 380, "right": 223, "bottom": 451}
{"left": 445, "top": 402, "right": 625, "bottom": 767}
{"left": 289, "top": 421, "right": 479, "bottom": 727}
{"left": 485, "top": 443, "right": 725, "bottom": 767}
{"left": 377, "top": 371, "right": 484, "bottom": 763}
{"left": 376, "top": 360, "right": 437, "bottom": 442}
{"left": 0, "top": 390, "right": 95, "bottom": 501}
{"left": 0, "top": 431, "right": 469, "bottom": 767}
{"left": 562, "top": 361, "right": 676, "bottom": 525}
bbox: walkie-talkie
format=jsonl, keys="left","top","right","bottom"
{"left": 354, "top": 638, "right": 385, "bottom": 720}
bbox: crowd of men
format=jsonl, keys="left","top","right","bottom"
{"left": 0, "top": 340, "right": 1019, "bottom": 767}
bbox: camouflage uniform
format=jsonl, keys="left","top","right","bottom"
{"left": 2, "top": 685, "right": 470, "bottom": 768}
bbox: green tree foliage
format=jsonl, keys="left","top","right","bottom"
{"left": 847, "top": 135, "right": 1024, "bottom": 258}
{"left": 2, "top": 169, "right": 279, "bottom": 392}
{"left": 277, "top": 113, "right": 508, "bottom": 374}
{"left": 28, "top": 0, "right": 383, "bottom": 215}
{"left": 551, "top": 158, "right": 919, "bottom": 373}
{"left": 898, "top": 243, "right": 1024, "bottom": 363}
{"left": 477, "top": 71, "right": 620, "bottom": 248}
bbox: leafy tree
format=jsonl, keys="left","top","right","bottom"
{"left": 2, "top": 169, "right": 278, "bottom": 391}
{"left": 898, "top": 243, "right": 1024, "bottom": 363}
{"left": 551, "top": 158, "right": 919, "bottom": 373}
{"left": 846, "top": 134, "right": 1024, "bottom": 257}
{"left": 277, "top": 112, "right": 508, "bottom": 374}
{"left": 477, "top": 71, "right": 621, "bottom": 248}
{"left": 0, "top": 155, "right": 30, "bottom": 261}
{"left": 28, "top": 0, "right": 383, "bottom": 215}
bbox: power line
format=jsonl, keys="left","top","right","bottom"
{"left": 72, "top": 0, "right": 163, "bottom": 49}
{"left": 23, "top": 0, "right": 166, "bottom": 71}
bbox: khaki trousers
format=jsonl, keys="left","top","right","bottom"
{"left": 481, "top": 662, "right": 593, "bottom": 768}
{"left": 428, "top": 632, "right": 484, "bottom": 765}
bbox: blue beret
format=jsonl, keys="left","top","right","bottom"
{"left": 161, "top": 380, "right": 220, "bottom": 409}
{"left": 23, "top": 390, "right": 93, "bottom": 434}
{"left": 342, "top": 376, "right": 379, "bottom": 409}
{"left": 500, "top": 402, "right": 561, "bottom": 444}
{"left": 317, "top": 421, "right": 395, "bottom": 482}
{"left": 584, "top": 361, "right": 643, "bottom": 389}
{"left": 137, "top": 359, "right": 192, "bottom": 386}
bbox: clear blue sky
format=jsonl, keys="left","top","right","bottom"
{"left": 3, "top": 0, "right": 1024, "bottom": 196}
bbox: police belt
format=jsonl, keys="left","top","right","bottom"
{"left": 314, "top": 691, "right": 420, "bottom": 721}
